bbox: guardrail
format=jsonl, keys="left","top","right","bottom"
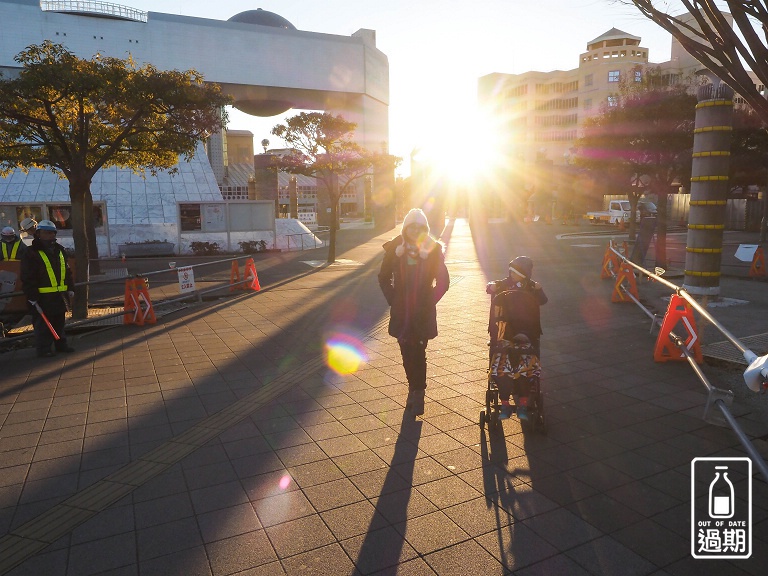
{"left": 285, "top": 227, "right": 329, "bottom": 251}
{"left": 605, "top": 241, "right": 768, "bottom": 481}
{"left": 0, "top": 255, "right": 260, "bottom": 346}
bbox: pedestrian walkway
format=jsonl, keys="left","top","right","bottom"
{"left": 0, "top": 219, "right": 765, "bottom": 575}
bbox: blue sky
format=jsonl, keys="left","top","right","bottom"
{"left": 123, "top": 0, "right": 681, "bottom": 175}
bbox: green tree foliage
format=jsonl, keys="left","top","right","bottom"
{"left": 575, "top": 67, "right": 696, "bottom": 265}
{"left": 0, "top": 41, "right": 232, "bottom": 317}
{"left": 271, "top": 112, "right": 399, "bottom": 263}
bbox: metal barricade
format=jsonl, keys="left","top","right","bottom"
{"left": 284, "top": 227, "right": 329, "bottom": 251}
{"left": 606, "top": 242, "right": 768, "bottom": 481}
{"left": 0, "top": 254, "right": 260, "bottom": 345}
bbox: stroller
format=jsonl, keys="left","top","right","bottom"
{"left": 480, "top": 289, "right": 546, "bottom": 434}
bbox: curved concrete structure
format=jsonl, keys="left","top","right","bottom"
{"left": 0, "top": 0, "right": 393, "bottom": 254}
{"left": 0, "top": 0, "right": 389, "bottom": 140}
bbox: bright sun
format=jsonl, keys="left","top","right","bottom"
{"left": 410, "top": 109, "right": 504, "bottom": 187}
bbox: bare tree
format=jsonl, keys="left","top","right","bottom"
{"left": 623, "top": 1, "right": 768, "bottom": 239}
{"left": 271, "top": 112, "right": 399, "bottom": 263}
{"left": 624, "top": 2, "right": 768, "bottom": 119}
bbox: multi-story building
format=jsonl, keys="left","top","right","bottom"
{"left": 479, "top": 27, "right": 686, "bottom": 169}
{"left": 477, "top": 13, "right": 760, "bottom": 215}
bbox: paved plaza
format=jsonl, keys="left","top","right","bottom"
{"left": 0, "top": 219, "right": 766, "bottom": 575}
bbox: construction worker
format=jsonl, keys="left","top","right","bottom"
{"left": 1, "top": 226, "right": 27, "bottom": 261}
{"left": 20, "top": 220, "right": 75, "bottom": 357}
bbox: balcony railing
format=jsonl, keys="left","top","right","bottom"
{"left": 40, "top": 0, "right": 148, "bottom": 23}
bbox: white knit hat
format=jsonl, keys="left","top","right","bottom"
{"left": 396, "top": 208, "right": 435, "bottom": 259}
{"left": 401, "top": 208, "right": 430, "bottom": 236}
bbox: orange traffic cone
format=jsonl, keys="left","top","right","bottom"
{"left": 653, "top": 295, "right": 702, "bottom": 363}
{"left": 243, "top": 258, "right": 261, "bottom": 291}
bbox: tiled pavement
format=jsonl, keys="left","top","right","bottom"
{"left": 0, "top": 219, "right": 766, "bottom": 575}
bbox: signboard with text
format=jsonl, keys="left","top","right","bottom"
{"left": 177, "top": 266, "right": 196, "bottom": 294}
{"left": 691, "top": 457, "right": 752, "bottom": 559}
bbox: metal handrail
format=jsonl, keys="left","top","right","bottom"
{"left": 285, "top": 228, "right": 329, "bottom": 251}
{"left": 0, "top": 255, "right": 258, "bottom": 343}
{"left": 0, "top": 254, "right": 260, "bottom": 301}
{"left": 607, "top": 242, "right": 768, "bottom": 482}
{"left": 608, "top": 244, "right": 764, "bottom": 368}
{"left": 40, "top": 0, "right": 148, "bottom": 22}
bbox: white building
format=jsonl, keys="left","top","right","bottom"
{"left": 0, "top": 0, "right": 391, "bottom": 254}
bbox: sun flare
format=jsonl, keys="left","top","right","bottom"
{"left": 411, "top": 109, "right": 504, "bottom": 187}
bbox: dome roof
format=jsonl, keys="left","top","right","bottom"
{"left": 228, "top": 9, "right": 296, "bottom": 30}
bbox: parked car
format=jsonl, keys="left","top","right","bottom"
{"left": 586, "top": 200, "right": 631, "bottom": 225}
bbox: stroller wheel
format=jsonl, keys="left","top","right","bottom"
{"left": 489, "top": 411, "right": 501, "bottom": 434}
{"left": 479, "top": 410, "right": 486, "bottom": 428}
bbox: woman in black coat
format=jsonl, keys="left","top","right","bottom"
{"left": 378, "top": 208, "right": 449, "bottom": 415}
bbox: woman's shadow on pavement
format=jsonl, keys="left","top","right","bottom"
{"left": 350, "top": 412, "right": 423, "bottom": 575}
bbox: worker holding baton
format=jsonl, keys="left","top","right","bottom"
{"left": 20, "top": 220, "right": 75, "bottom": 357}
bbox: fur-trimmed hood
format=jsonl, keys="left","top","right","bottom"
{"left": 383, "top": 234, "right": 444, "bottom": 260}
{"left": 395, "top": 234, "right": 440, "bottom": 259}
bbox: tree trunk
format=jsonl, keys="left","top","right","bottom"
{"left": 762, "top": 177, "right": 768, "bottom": 243}
{"left": 655, "top": 187, "right": 668, "bottom": 269}
{"left": 628, "top": 193, "right": 639, "bottom": 241}
{"left": 327, "top": 195, "right": 338, "bottom": 264}
{"left": 68, "top": 179, "right": 90, "bottom": 319}
{"left": 84, "top": 191, "right": 101, "bottom": 275}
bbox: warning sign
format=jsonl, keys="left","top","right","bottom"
{"left": 177, "top": 266, "right": 196, "bottom": 294}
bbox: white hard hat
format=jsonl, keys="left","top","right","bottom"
{"left": 1, "top": 226, "right": 15, "bottom": 239}
{"left": 36, "top": 219, "right": 58, "bottom": 232}
{"left": 20, "top": 217, "right": 37, "bottom": 232}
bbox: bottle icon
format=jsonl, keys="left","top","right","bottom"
{"left": 708, "top": 465, "right": 734, "bottom": 518}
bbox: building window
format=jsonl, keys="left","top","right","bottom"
{"left": 47, "top": 204, "right": 105, "bottom": 230}
{"left": 15, "top": 206, "right": 44, "bottom": 229}
{"left": 607, "top": 96, "right": 618, "bottom": 107}
{"left": 635, "top": 70, "right": 642, "bottom": 82}
{"left": 180, "top": 204, "right": 202, "bottom": 231}
{"left": 584, "top": 98, "right": 592, "bottom": 110}
{"left": 584, "top": 74, "right": 593, "bottom": 87}
{"left": 608, "top": 70, "right": 620, "bottom": 83}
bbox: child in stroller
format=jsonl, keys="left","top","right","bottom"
{"left": 490, "top": 333, "right": 541, "bottom": 420}
{"left": 482, "top": 256, "right": 547, "bottom": 431}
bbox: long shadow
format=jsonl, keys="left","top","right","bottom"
{"left": 0, "top": 260, "right": 329, "bottom": 402}
{"left": 0, "top": 225, "right": 397, "bottom": 565}
{"left": 478, "top": 423, "right": 517, "bottom": 563}
{"left": 351, "top": 413, "right": 422, "bottom": 575}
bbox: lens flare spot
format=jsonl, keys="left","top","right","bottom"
{"left": 279, "top": 475, "right": 291, "bottom": 490}
{"left": 325, "top": 334, "right": 367, "bottom": 375}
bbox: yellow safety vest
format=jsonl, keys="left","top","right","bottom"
{"left": 38, "top": 251, "right": 68, "bottom": 293}
{"left": 1, "top": 240, "right": 21, "bottom": 261}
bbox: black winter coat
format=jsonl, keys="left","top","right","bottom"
{"left": 20, "top": 239, "right": 73, "bottom": 315}
{"left": 378, "top": 235, "right": 449, "bottom": 341}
